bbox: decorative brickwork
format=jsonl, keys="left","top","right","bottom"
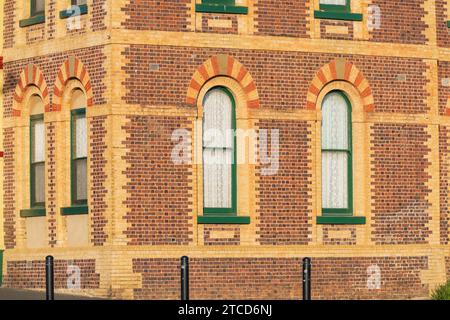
{"left": 322, "top": 226, "right": 357, "bottom": 245}
{"left": 3, "top": 0, "right": 15, "bottom": 49}
{"left": 371, "top": 124, "right": 432, "bottom": 245}
{"left": 122, "top": 115, "right": 193, "bottom": 246}
{"left": 3, "top": 128, "right": 16, "bottom": 249}
{"left": 53, "top": 56, "right": 94, "bottom": 112}
{"left": 256, "top": 120, "right": 312, "bottom": 245}
{"left": 369, "top": 0, "right": 428, "bottom": 45}
{"left": 92, "top": 0, "right": 107, "bottom": 31}
{"left": 438, "top": 60, "right": 450, "bottom": 115}
{"left": 3, "top": 259, "right": 100, "bottom": 289}
{"left": 90, "top": 116, "right": 108, "bottom": 246}
{"left": 121, "top": 0, "right": 190, "bottom": 31}
{"left": 440, "top": 126, "right": 450, "bottom": 245}
{"left": 47, "top": 122, "right": 57, "bottom": 247}
{"left": 255, "top": 0, "right": 309, "bottom": 38}
{"left": 201, "top": 13, "right": 238, "bottom": 35}
{"left": 320, "top": 20, "right": 354, "bottom": 41}
{"left": 204, "top": 226, "right": 240, "bottom": 246}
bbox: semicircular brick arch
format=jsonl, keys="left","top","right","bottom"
{"left": 307, "top": 59, "right": 375, "bottom": 112}
{"left": 53, "top": 56, "right": 94, "bottom": 111}
{"left": 13, "top": 64, "right": 50, "bottom": 116}
{"left": 186, "top": 54, "right": 260, "bottom": 108}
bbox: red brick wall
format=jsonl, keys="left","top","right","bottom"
{"left": 133, "top": 256, "right": 428, "bottom": 300}
{"left": 3, "top": 0, "right": 15, "bottom": 49}
{"left": 90, "top": 116, "right": 109, "bottom": 246}
{"left": 255, "top": 0, "right": 308, "bottom": 38}
{"left": 2, "top": 46, "right": 107, "bottom": 117}
{"left": 370, "top": 124, "right": 432, "bottom": 245}
{"left": 320, "top": 20, "right": 354, "bottom": 41}
{"left": 121, "top": 0, "right": 190, "bottom": 31}
{"left": 3, "top": 259, "right": 100, "bottom": 289}
{"left": 122, "top": 46, "right": 428, "bottom": 114}
{"left": 439, "top": 61, "right": 450, "bottom": 115}
{"left": 436, "top": 0, "right": 450, "bottom": 47}
{"left": 204, "top": 226, "right": 240, "bottom": 246}
{"left": 201, "top": 13, "right": 238, "bottom": 35}
{"left": 91, "top": 0, "right": 108, "bottom": 31}
{"left": 47, "top": 123, "right": 57, "bottom": 247}
{"left": 322, "top": 226, "right": 357, "bottom": 245}
{"left": 256, "top": 120, "right": 312, "bottom": 245}
{"left": 440, "top": 126, "right": 450, "bottom": 245}
{"left": 3, "top": 128, "right": 16, "bottom": 249}
{"left": 369, "top": 0, "right": 428, "bottom": 45}
{"left": 122, "top": 115, "right": 193, "bottom": 246}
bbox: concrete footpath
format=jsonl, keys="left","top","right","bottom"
{"left": 0, "top": 287, "right": 104, "bottom": 300}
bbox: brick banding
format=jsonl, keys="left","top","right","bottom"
{"left": 52, "top": 56, "right": 94, "bottom": 111}
{"left": 186, "top": 55, "right": 260, "bottom": 108}
{"left": 13, "top": 64, "right": 50, "bottom": 115}
{"left": 307, "top": 59, "right": 375, "bottom": 112}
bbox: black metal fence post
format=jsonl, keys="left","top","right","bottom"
{"left": 181, "top": 256, "right": 189, "bottom": 300}
{"left": 45, "top": 255, "right": 54, "bottom": 300}
{"left": 302, "top": 257, "right": 311, "bottom": 300}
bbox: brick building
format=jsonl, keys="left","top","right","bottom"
{"left": 1, "top": 0, "right": 450, "bottom": 299}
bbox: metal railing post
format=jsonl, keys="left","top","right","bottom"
{"left": 302, "top": 257, "right": 311, "bottom": 300}
{"left": 45, "top": 255, "right": 54, "bottom": 300}
{"left": 181, "top": 256, "right": 189, "bottom": 300}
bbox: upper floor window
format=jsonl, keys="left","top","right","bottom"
{"left": 321, "top": 91, "right": 353, "bottom": 216}
{"left": 72, "top": 0, "right": 87, "bottom": 5}
{"left": 319, "top": 0, "right": 350, "bottom": 12}
{"left": 202, "top": 87, "right": 237, "bottom": 216}
{"left": 31, "top": 0, "right": 45, "bottom": 17}
{"left": 196, "top": 0, "right": 248, "bottom": 15}
{"left": 315, "top": 0, "right": 362, "bottom": 21}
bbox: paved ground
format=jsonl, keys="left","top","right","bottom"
{"left": 0, "top": 287, "right": 104, "bottom": 300}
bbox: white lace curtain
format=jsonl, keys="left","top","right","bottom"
{"left": 203, "top": 89, "right": 233, "bottom": 209}
{"left": 321, "top": 92, "right": 350, "bottom": 209}
{"left": 320, "top": 0, "right": 347, "bottom": 5}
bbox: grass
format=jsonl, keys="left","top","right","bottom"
{"left": 431, "top": 280, "right": 450, "bottom": 300}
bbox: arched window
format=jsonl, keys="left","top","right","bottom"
{"left": 202, "top": 87, "right": 237, "bottom": 215}
{"left": 70, "top": 89, "right": 87, "bottom": 206}
{"left": 321, "top": 90, "right": 353, "bottom": 215}
{"left": 29, "top": 94, "right": 45, "bottom": 209}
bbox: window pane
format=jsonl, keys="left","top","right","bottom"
{"left": 33, "top": 162, "right": 45, "bottom": 205}
{"left": 322, "top": 92, "right": 349, "bottom": 150}
{"left": 322, "top": 151, "right": 348, "bottom": 209}
{"left": 72, "top": 0, "right": 87, "bottom": 5}
{"left": 320, "top": 0, "right": 346, "bottom": 5}
{"left": 203, "top": 148, "right": 232, "bottom": 208}
{"left": 34, "top": 0, "right": 45, "bottom": 13}
{"left": 32, "top": 119, "right": 45, "bottom": 163}
{"left": 203, "top": 89, "right": 232, "bottom": 149}
{"left": 74, "top": 114, "right": 87, "bottom": 158}
{"left": 75, "top": 158, "right": 87, "bottom": 202}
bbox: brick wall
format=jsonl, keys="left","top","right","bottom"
{"left": 3, "top": 259, "right": 100, "bottom": 289}
{"left": 370, "top": 124, "right": 432, "bottom": 245}
{"left": 369, "top": 0, "right": 428, "bottom": 45}
{"left": 436, "top": 0, "right": 450, "bottom": 47}
{"left": 440, "top": 126, "right": 450, "bottom": 245}
{"left": 121, "top": 0, "right": 190, "bottom": 31}
{"left": 256, "top": 120, "right": 312, "bottom": 245}
{"left": 3, "top": 128, "right": 16, "bottom": 249}
{"left": 255, "top": 0, "right": 308, "bottom": 38}
{"left": 3, "top": 0, "right": 15, "bottom": 49}
{"left": 439, "top": 61, "right": 450, "bottom": 115}
{"left": 122, "top": 115, "right": 193, "bottom": 246}
{"left": 122, "top": 46, "right": 428, "bottom": 114}
{"left": 132, "top": 256, "right": 428, "bottom": 300}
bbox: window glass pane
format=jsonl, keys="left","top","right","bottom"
{"left": 75, "top": 114, "right": 87, "bottom": 158}
{"left": 72, "top": 0, "right": 87, "bottom": 6}
{"left": 34, "top": 0, "right": 45, "bottom": 13}
{"left": 203, "top": 89, "right": 232, "bottom": 149}
{"left": 320, "top": 0, "right": 346, "bottom": 5}
{"left": 203, "top": 148, "right": 232, "bottom": 208}
{"left": 322, "top": 151, "right": 348, "bottom": 209}
{"left": 33, "top": 162, "right": 45, "bottom": 205}
{"left": 32, "top": 119, "right": 45, "bottom": 163}
{"left": 75, "top": 158, "right": 87, "bottom": 202}
{"left": 322, "top": 92, "right": 349, "bottom": 150}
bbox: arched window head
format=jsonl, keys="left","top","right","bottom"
{"left": 71, "top": 88, "right": 87, "bottom": 110}
{"left": 29, "top": 94, "right": 44, "bottom": 116}
{"left": 202, "top": 87, "right": 237, "bottom": 214}
{"left": 321, "top": 90, "right": 353, "bottom": 214}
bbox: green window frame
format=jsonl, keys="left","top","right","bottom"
{"left": 314, "top": 0, "right": 362, "bottom": 21}
{"left": 196, "top": 0, "right": 248, "bottom": 15}
{"left": 202, "top": 87, "right": 237, "bottom": 216}
{"left": 60, "top": 0, "right": 88, "bottom": 19}
{"left": 62, "top": 108, "right": 88, "bottom": 215}
{"left": 20, "top": 0, "right": 45, "bottom": 27}
{"left": 198, "top": 87, "right": 250, "bottom": 225}
{"left": 30, "top": 114, "right": 45, "bottom": 209}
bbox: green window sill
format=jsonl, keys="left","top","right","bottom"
{"left": 314, "top": 10, "right": 362, "bottom": 21}
{"left": 19, "top": 14, "right": 45, "bottom": 28}
{"left": 61, "top": 205, "right": 89, "bottom": 216}
{"left": 198, "top": 215, "right": 250, "bottom": 224}
{"left": 20, "top": 207, "right": 46, "bottom": 218}
{"left": 60, "top": 4, "right": 88, "bottom": 19}
{"left": 195, "top": 4, "right": 248, "bottom": 14}
{"left": 316, "top": 216, "right": 366, "bottom": 225}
